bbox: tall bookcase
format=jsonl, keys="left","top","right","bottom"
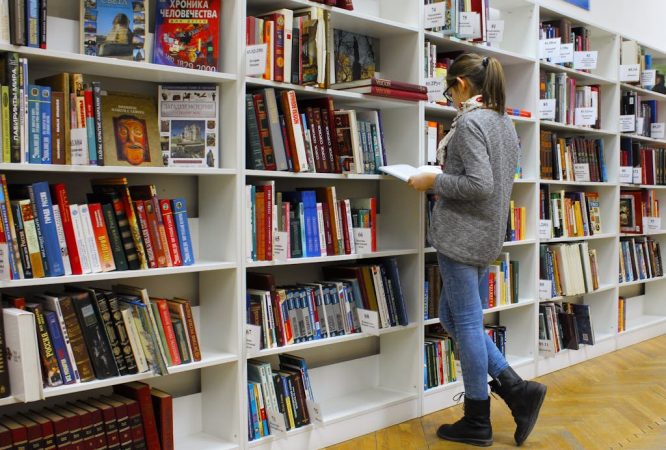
{"left": 0, "top": 0, "right": 665, "bottom": 449}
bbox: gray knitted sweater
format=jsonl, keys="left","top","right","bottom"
{"left": 428, "top": 108, "right": 520, "bottom": 267}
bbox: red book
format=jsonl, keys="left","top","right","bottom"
{"left": 21, "top": 412, "right": 55, "bottom": 450}
{"left": 54, "top": 407, "right": 83, "bottom": 450}
{"left": 100, "top": 397, "right": 132, "bottom": 448}
{"left": 63, "top": 404, "right": 94, "bottom": 450}
{"left": 74, "top": 401, "right": 108, "bottom": 449}
{"left": 261, "top": 185, "right": 273, "bottom": 262}
{"left": 82, "top": 399, "right": 120, "bottom": 450}
{"left": 0, "top": 417, "right": 27, "bottom": 449}
{"left": 338, "top": 200, "right": 351, "bottom": 255}
{"left": 333, "top": 77, "right": 428, "bottom": 93}
{"left": 112, "top": 396, "right": 145, "bottom": 448}
{"left": 312, "top": 108, "right": 331, "bottom": 172}
{"left": 88, "top": 203, "right": 116, "bottom": 272}
{"left": 159, "top": 199, "right": 183, "bottom": 266}
{"left": 152, "top": 298, "right": 182, "bottom": 365}
{"left": 51, "top": 184, "right": 83, "bottom": 275}
{"left": 12, "top": 415, "right": 41, "bottom": 450}
{"left": 344, "top": 85, "right": 427, "bottom": 101}
{"left": 255, "top": 191, "right": 266, "bottom": 261}
{"left": 280, "top": 90, "right": 308, "bottom": 172}
{"left": 265, "top": 13, "right": 285, "bottom": 82}
{"left": 143, "top": 199, "right": 170, "bottom": 268}
{"left": 112, "top": 382, "right": 159, "bottom": 450}
{"left": 129, "top": 186, "right": 173, "bottom": 268}
{"left": 303, "top": 107, "right": 324, "bottom": 172}
{"left": 336, "top": 0, "right": 354, "bottom": 10}
{"left": 253, "top": 93, "right": 278, "bottom": 171}
{"left": 299, "top": 98, "right": 341, "bottom": 172}
{"left": 133, "top": 201, "right": 158, "bottom": 269}
{"left": 35, "top": 410, "right": 70, "bottom": 450}
{"left": 150, "top": 388, "right": 173, "bottom": 450}
{"left": 0, "top": 424, "right": 12, "bottom": 450}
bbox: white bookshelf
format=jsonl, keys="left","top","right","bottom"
{"left": 0, "top": 0, "right": 664, "bottom": 448}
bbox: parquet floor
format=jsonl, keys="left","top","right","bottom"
{"left": 324, "top": 335, "right": 666, "bottom": 450}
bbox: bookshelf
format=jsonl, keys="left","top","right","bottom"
{"left": 0, "top": 0, "right": 664, "bottom": 449}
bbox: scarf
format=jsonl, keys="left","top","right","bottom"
{"left": 436, "top": 95, "right": 485, "bottom": 166}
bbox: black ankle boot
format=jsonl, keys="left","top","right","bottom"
{"left": 437, "top": 396, "right": 492, "bottom": 447}
{"left": 489, "top": 366, "right": 547, "bottom": 446}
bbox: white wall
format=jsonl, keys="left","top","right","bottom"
{"left": 538, "top": 0, "right": 666, "bottom": 51}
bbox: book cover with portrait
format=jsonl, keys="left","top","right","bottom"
{"left": 101, "top": 92, "right": 162, "bottom": 167}
{"left": 80, "top": 0, "right": 148, "bottom": 62}
{"left": 153, "top": 0, "right": 220, "bottom": 71}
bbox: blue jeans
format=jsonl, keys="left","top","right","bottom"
{"left": 437, "top": 252, "right": 510, "bottom": 400}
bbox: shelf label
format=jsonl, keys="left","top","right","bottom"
{"left": 619, "top": 114, "right": 636, "bottom": 132}
{"left": 306, "top": 399, "right": 324, "bottom": 423}
{"left": 538, "top": 99, "right": 556, "bottom": 120}
{"left": 246, "top": 44, "right": 267, "bottom": 76}
{"left": 70, "top": 128, "right": 89, "bottom": 165}
{"left": 619, "top": 166, "right": 633, "bottom": 183}
{"left": 358, "top": 308, "right": 380, "bottom": 335}
{"left": 575, "top": 107, "right": 596, "bottom": 126}
{"left": 539, "top": 38, "right": 561, "bottom": 61}
{"left": 273, "top": 231, "right": 289, "bottom": 261}
{"left": 633, "top": 167, "right": 642, "bottom": 184}
{"left": 620, "top": 64, "right": 641, "bottom": 82}
{"left": 643, "top": 217, "right": 662, "bottom": 232}
{"left": 558, "top": 43, "right": 574, "bottom": 64}
{"left": 425, "top": 76, "right": 446, "bottom": 103}
{"left": 424, "top": 2, "right": 446, "bottom": 29}
{"left": 539, "top": 280, "right": 553, "bottom": 300}
{"left": 636, "top": 117, "right": 645, "bottom": 135}
{"left": 353, "top": 228, "right": 373, "bottom": 254}
{"left": 487, "top": 20, "right": 505, "bottom": 44}
{"left": 538, "top": 220, "right": 552, "bottom": 240}
{"left": 651, "top": 122, "right": 665, "bottom": 139}
{"left": 267, "top": 410, "right": 286, "bottom": 435}
{"left": 573, "top": 51, "right": 598, "bottom": 70}
{"left": 641, "top": 69, "right": 657, "bottom": 89}
{"left": 245, "top": 324, "right": 262, "bottom": 353}
{"left": 458, "top": 12, "right": 475, "bottom": 37}
{"left": 573, "top": 163, "right": 591, "bottom": 182}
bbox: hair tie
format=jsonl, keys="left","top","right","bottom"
{"left": 482, "top": 57, "right": 489, "bottom": 68}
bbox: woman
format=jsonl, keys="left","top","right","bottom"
{"left": 409, "top": 54, "right": 547, "bottom": 447}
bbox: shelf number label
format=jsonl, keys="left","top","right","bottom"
{"left": 620, "top": 64, "right": 641, "bottom": 82}
{"left": 539, "top": 38, "right": 561, "bottom": 61}
{"left": 574, "top": 163, "right": 591, "bottom": 182}
{"left": 651, "top": 123, "right": 665, "bottom": 139}
{"left": 487, "top": 20, "right": 504, "bottom": 44}
{"left": 643, "top": 217, "right": 662, "bottom": 232}
{"left": 641, "top": 70, "right": 657, "bottom": 89}
{"left": 424, "top": 2, "right": 446, "bottom": 29}
{"left": 619, "top": 115, "right": 636, "bottom": 132}
{"left": 425, "top": 76, "right": 446, "bottom": 103}
{"left": 573, "top": 51, "right": 598, "bottom": 70}
{"left": 358, "top": 308, "right": 380, "bottom": 335}
{"left": 246, "top": 44, "right": 267, "bottom": 76}
{"left": 539, "top": 280, "right": 553, "bottom": 300}
{"left": 538, "top": 99, "right": 556, "bottom": 120}
{"left": 575, "top": 107, "right": 596, "bottom": 126}
{"left": 619, "top": 166, "right": 633, "bottom": 184}
{"left": 245, "top": 324, "right": 261, "bottom": 353}
{"left": 538, "top": 220, "right": 552, "bottom": 240}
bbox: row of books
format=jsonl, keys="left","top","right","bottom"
{"left": 3, "top": 0, "right": 47, "bottom": 49}
{"left": 539, "top": 71, "right": 600, "bottom": 128}
{"left": 424, "top": 0, "right": 491, "bottom": 43}
{"left": 246, "top": 259, "right": 408, "bottom": 349}
{"left": 539, "top": 301, "right": 595, "bottom": 356}
{"left": 0, "top": 56, "right": 220, "bottom": 168}
{"left": 618, "top": 296, "right": 627, "bottom": 332}
{"left": 247, "top": 354, "right": 315, "bottom": 440}
{"left": 0, "top": 177, "right": 194, "bottom": 282}
{"left": 538, "top": 20, "right": 591, "bottom": 70}
{"left": 540, "top": 242, "right": 600, "bottom": 298}
{"left": 619, "top": 189, "right": 659, "bottom": 234}
{"left": 539, "top": 132, "right": 607, "bottom": 183}
{"left": 621, "top": 139, "right": 666, "bottom": 186}
{"left": 505, "top": 201, "right": 526, "bottom": 242}
{"left": 1, "top": 285, "right": 200, "bottom": 393}
{"left": 423, "top": 41, "right": 450, "bottom": 105}
{"left": 485, "top": 325, "right": 507, "bottom": 357}
{"left": 621, "top": 92, "right": 658, "bottom": 137}
{"left": 247, "top": 182, "right": 376, "bottom": 261}
{"left": 619, "top": 237, "right": 663, "bottom": 283}
{"left": 621, "top": 40, "right": 658, "bottom": 89}
{"left": 539, "top": 186, "right": 603, "bottom": 239}
{"left": 424, "top": 328, "right": 457, "bottom": 390}
{"left": 246, "top": 89, "right": 388, "bottom": 174}
{"left": 0, "top": 381, "right": 173, "bottom": 450}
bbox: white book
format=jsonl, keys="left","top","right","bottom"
{"left": 68, "top": 204, "right": 92, "bottom": 274}
{"left": 121, "top": 308, "right": 149, "bottom": 373}
{"left": 316, "top": 203, "right": 327, "bottom": 257}
{"left": 0, "top": 0, "right": 8, "bottom": 44}
{"left": 370, "top": 265, "right": 390, "bottom": 328}
{"left": 580, "top": 242, "right": 594, "bottom": 292}
{"left": 379, "top": 164, "right": 442, "bottom": 182}
{"left": 344, "top": 199, "right": 356, "bottom": 254}
{"left": 51, "top": 206, "right": 72, "bottom": 275}
{"left": 78, "top": 204, "right": 103, "bottom": 273}
{"left": 3, "top": 308, "right": 43, "bottom": 402}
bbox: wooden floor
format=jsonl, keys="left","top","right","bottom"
{"left": 324, "top": 335, "right": 666, "bottom": 450}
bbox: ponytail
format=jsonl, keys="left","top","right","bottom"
{"left": 447, "top": 53, "right": 506, "bottom": 114}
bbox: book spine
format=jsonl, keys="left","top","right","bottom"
{"left": 69, "top": 205, "right": 92, "bottom": 274}
{"left": 28, "top": 85, "right": 41, "bottom": 163}
{"left": 29, "top": 304, "right": 63, "bottom": 386}
{"left": 366, "top": 86, "right": 428, "bottom": 101}
{"left": 88, "top": 203, "right": 116, "bottom": 272}
{"left": 150, "top": 195, "right": 173, "bottom": 268}
{"left": 172, "top": 198, "right": 194, "bottom": 265}
{"left": 112, "top": 385, "right": 160, "bottom": 450}
{"left": 39, "top": 86, "right": 51, "bottom": 163}
{"left": 171, "top": 319, "right": 191, "bottom": 363}
{"left": 2, "top": 86, "right": 9, "bottom": 163}
{"left": 51, "top": 91, "right": 65, "bottom": 165}
{"left": 245, "top": 94, "right": 265, "bottom": 170}
{"left": 11, "top": 202, "right": 33, "bottom": 279}
{"left": 31, "top": 182, "right": 65, "bottom": 276}
{"left": 122, "top": 188, "right": 148, "bottom": 270}
{"left": 51, "top": 205, "right": 72, "bottom": 275}
{"left": 44, "top": 311, "right": 75, "bottom": 384}
{"left": 156, "top": 300, "right": 182, "bottom": 366}
{"left": 272, "top": 14, "right": 285, "bottom": 82}
{"left": 150, "top": 302, "right": 172, "bottom": 367}
{"left": 26, "top": 186, "right": 52, "bottom": 278}
{"left": 134, "top": 201, "right": 157, "bottom": 269}
{"left": 159, "top": 199, "right": 182, "bottom": 266}
{"left": 93, "top": 291, "right": 129, "bottom": 375}
{"left": 121, "top": 309, "right": 149, "bottom": 373}
{"left": 179, "top": 301, "right": 201, "bottom": 361}
{"left": 83, "top": 89, "right": 96, "bottom": 165}
{"left": 7, "top": 1, "right": 25, "bottom": 45}
{"left": 59, "top": 297, "right": 95, "bottom": 382}
{"left": 281, "top": 90, "right": 308, "bottom": 172}
{"left": 253, "top": 94, "right": 278, "bottom": 170}
{"left": 6, "top": 53, "right": 19, "bottom": 162}
{"left": 106, "top": 294, "right": 138, "bottom": 374}
{"left": 371, "top": 78, "right": 428, "bottom": 93}
{"left": 79, "top": 204, "right": 103, "bottom": 273}
{"left": 263, "top": 88, "right": 288, "bottom": 171}
{"left": 109, "top": 194, "right": 139, "bottom": 270}
{"left": 26, "top": 0, "right": 38, "bottom": 46}
{"left": 91, "top": 82, "right": 104, "bottom": 166}
{"left": 101, "top": 203, "right": 128, "bottom": 271}
{"left": 39, "top": 0, "right": 46, "bottom": 48}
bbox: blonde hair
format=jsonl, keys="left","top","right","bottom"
{"left": 447, "top": 53, "right": 506, "bottom": 114}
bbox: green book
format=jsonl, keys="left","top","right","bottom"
{"left": 171, "top": 317, "right": 191, "bottom": 364}
{"left": 150, "top": 302, "right": 172, "bottom": 366}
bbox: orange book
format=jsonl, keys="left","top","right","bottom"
{"left": 151, "top": 298, "right": 181, "bottom": 366}
{"left": 87, "top": 203, "right": 116, "bottom": 272}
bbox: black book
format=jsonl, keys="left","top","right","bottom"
{"left": 67, "top": 289, "right": 119, "bottom": 379}
{"left": 103, "top": 290, "right": 138, "bottom": 374}
{"left": 382, "top": 258, "right": 408, "bottom": 326}
{"left": 10, "top": 202, "right": 33, "bottom": 279}
{"left": 272, "top": 372, "right": 290, "bottom": 429}
{"left": 39, "top": 0, "right": 47, "bottom": 48}
{"left": 246, "top": 94, "right": 264, "bottom": 170}
{"left": 557, "top": 311, "right": 579, "bottom": 350}
{"left": 571, "top": 303, "right": 595, "bottom": 346}
{"left": 0, "top": 308, "right": 9, "bottom": 398}
{"left": 8, "top": 1, "right": 25, "bottom": 45}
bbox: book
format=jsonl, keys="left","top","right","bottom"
{"left": 332, "top": 77, "right": 427, "bottom": 93}
{"left": 0, "top": 309, "right": 7, "bottom": 398}
{"left": 343, "top": 85, "right": 428, "bottom": 100}
{"left": 30, "top": 182, "right": 65, "bottom": 277}
{"left": 379, "top": 164, "right": 442, "bottom": 182}
{"left": 2, "top": 308, "right": 42, "bottom": 402}
{"left": 81, "top": 0, "right": 147, "bottom": 62}
{"left": 100, "top": 92, "right": 162, "bottom": 167}
{"left": 158, "top": 84, "right": 219, "bottom": 168}
{"left": 333, "top": 29, "right": 379, "bottom": 84}
{"left": 150, "top": 388, "right": 173, "bottom": 450}
{"left": 25, "top": 302, "right": 63, "bottom": 387}
{"left": 53, "top": 294, "right": 95, "bottom": 382}
{"left": 171, "top": 198, "right": 194, "bottom": 265}
{"left": 113, "top": 382, "right": 160, "bottom": 450}
{"left": 153, "top": 0, "right": 220, "bottom": 71}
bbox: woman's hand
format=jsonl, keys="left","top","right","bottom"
{"left": 408, "top": 172, "right": 438, "bottom": 191}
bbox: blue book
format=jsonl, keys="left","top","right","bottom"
{"left": 171, "top": 198, "right": 194, "bottom": 265}
{"left": 306, "top": 287, "right": 322, "bottom": 339}
{"left": 30, "top": 182, "right": 65, "bottom": 276}
{"left": 26, "top": 0, "right": 39, "bottom": 47}
{"left": 39, "top": 86, "right": 52, "bottom": 164}
{"left": 28, "top": 85, "right": 41, "bottom": 164}
{"left": 300, "top": 191, "right": 320, "bottom": 257}
{"left": 247, "top": 383, "right": 261, "bottom": 439}
{"left": 44, "top": 310, "right": 76, "bottom": 384}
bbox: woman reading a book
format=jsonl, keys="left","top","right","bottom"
{"left": 408, "top": 53, "right": 547, "bottom": 447}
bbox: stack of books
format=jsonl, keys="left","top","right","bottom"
{"left": 539, "top": 302, "right": 595, "bottom": 356}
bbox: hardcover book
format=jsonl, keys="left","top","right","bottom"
{"left": 101, "top": 92, "right": 162, "bottom": 167}
{"left": 333, "top": 29, "right": 379, "bottom": 84}
{"left": 158, "top": 84, "right": 219, "bottom": 168}
{"left": 81, "top": 0, "right": 147, "bottom": 62}
{"left": 153, "top": 0, "right": 220, "bottom": 71}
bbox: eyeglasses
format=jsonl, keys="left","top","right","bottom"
{"left": 443, "top": 80, "right": 457, "bottom": 104}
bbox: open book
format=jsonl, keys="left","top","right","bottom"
{"left": 379, "top": 164, "right": 442, "bottom": 182}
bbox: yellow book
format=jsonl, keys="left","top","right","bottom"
{"left": 519, "top": 207, "right": 526, "bottom": 240}
{"left": 509, "top": 200, "right": 515, "bottom": 234}
{"left": 573, "top": 201, "right": 585, "bottom": 237}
